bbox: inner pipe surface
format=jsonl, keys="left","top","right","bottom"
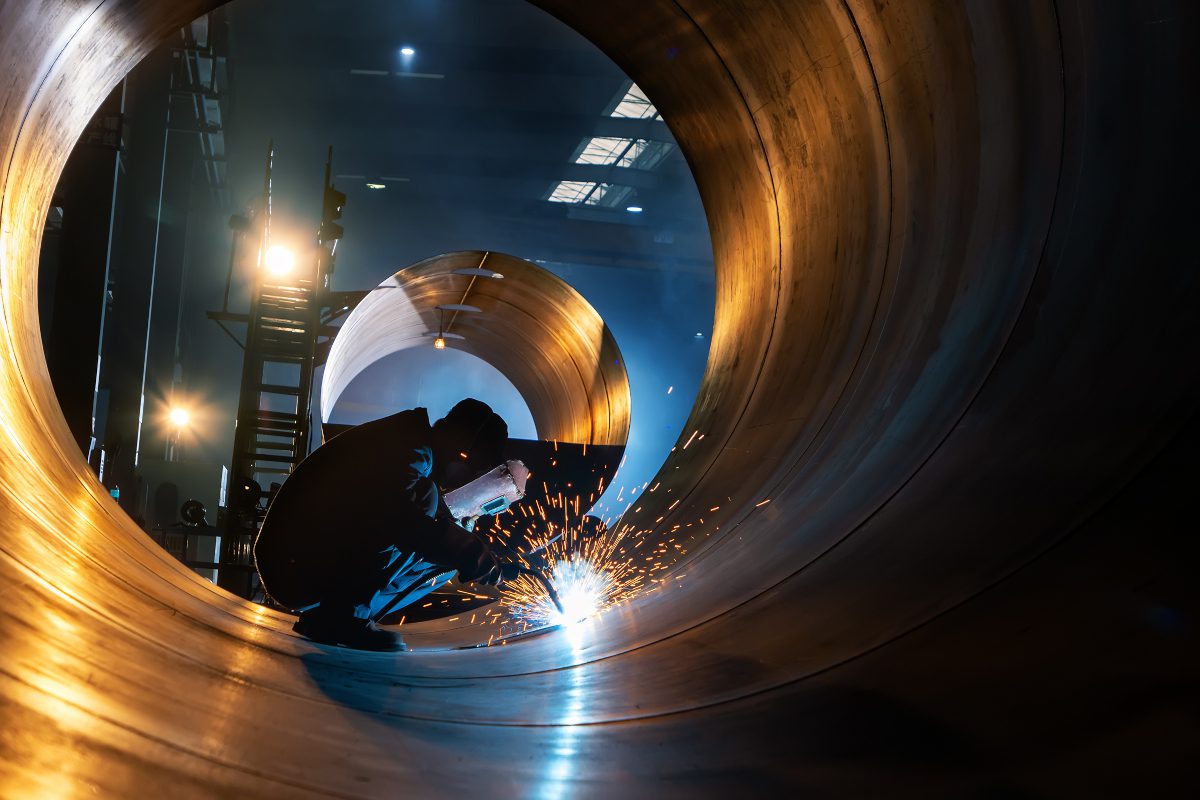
{"left": 320, "top": 251, "right": 630, "bottom": 447}
{"left": 1, "top": 0, "right": 1197, "bottom": 795}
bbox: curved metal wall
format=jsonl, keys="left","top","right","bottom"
{"left": 320, "top": 251, "right": 631, "bottom": 447}
{"left": 0, "top": 1, "right": 1196, "bottom": 795}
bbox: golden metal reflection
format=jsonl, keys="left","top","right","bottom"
{"left": 321, "top": 251, "right": 632, "bottom": 447}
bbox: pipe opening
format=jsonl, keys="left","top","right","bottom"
{"left": 31, "top": 0, "right": 714, "bottom": 633}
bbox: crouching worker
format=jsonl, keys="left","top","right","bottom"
{"left": 254, "top": 398, "right": 521, "bottom": 651}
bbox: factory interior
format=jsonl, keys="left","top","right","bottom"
{"left": 0, "top": 0, "right": 1197, "bottom": 796}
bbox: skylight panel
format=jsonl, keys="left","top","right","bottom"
{"left": 618, "top": 139, "right": 648, "bottom": 167}
{"left": 548, "top": 180, "right": 599, "bottom": 203}
{"left": 573, "top": 137, "right": 676, "bottom": 169}
{"left": 584, "top": 184, "right": 634, "bottom": 208}
{"left": 583, "top": 183, "right": 613, "bottom": 205}
{"left": 609, "top": 82, "right": 660, "bottom": 120}
{"left": 575, "top": 137, "right": 635, "bottom": 166}
{"left": 630, "top": 140, "right": 673, "bottom": 170}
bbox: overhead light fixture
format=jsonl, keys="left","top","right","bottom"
{"left": 168, "top": 408, "right": 191, "bottom": 428}
{"left": 434, "top": 307, "right": 447, "bottom": 350}
{"left": 626, "top": 205, "right": 644, "bottom": 213}
{"left": 400, "top": 46, "right": 416, "bottom": 56}
{"left": 366, "top": 182, "right": 386, "bottom": 190}
{"left": 264, "top": 245, "right": 295, "bottom": 276}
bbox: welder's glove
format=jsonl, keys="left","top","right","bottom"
{"left": 472, "top": 560, "right": 523, "bottom": 587}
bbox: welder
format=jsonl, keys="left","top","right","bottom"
{"left": 253, "top": 398, "right": 522, "bottom": 651}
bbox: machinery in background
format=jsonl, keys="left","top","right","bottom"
{"left": 148, "top": 499, "right": 221, "bottom": 583}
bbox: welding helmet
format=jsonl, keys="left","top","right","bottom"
{"left": 433, "top": 398, "right": 508, "bottom": 487}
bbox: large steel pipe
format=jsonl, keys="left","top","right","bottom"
{"left": 320, "top": 251, "right": 631, "bottom": 447}
{"left": 1, "top": 1, "right": 1196, "bottom": 795}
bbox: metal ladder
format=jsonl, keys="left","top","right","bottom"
{"left": 215, "top": 143, "right": 326, "bottom": 598}
{"left": 212, "top": 144, "right": 348, "bottom": 599}
{"left": 217, "top": 265, "right": 322, "bottom": 598}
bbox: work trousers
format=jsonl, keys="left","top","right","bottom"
{"left": 262, "top": 477, "right": 458, "bottom": 620}
{"left": 337, "top": 548, "right": 458, "bottom": 621}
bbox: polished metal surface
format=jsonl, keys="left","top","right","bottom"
{"left": 321, "top": 251, "right": 631, "bottom": 446}
{"left": 1, "top": 1, "right": 1197, "bottom": 796}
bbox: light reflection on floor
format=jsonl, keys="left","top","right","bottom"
{"left": 537, "top": 621, "right": 594, "bottom": 800}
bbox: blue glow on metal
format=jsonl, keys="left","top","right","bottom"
{"left": 547, "top": 559, "right": 609, "bottom": 626}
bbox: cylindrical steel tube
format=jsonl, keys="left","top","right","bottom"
{"left": 0, "top": 1, "right": 1196, "bottom": 796}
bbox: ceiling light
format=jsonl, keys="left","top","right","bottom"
{"left": 264, "top": 245, "right": 295, "bottom": 276}
{"left": 168, "top": 408, "right": 191, "bottom": 428}
{"left": 400, "top": 47, "right": 416, "bottom": 56}
{"left": 434, "top": 306, "right": 447, "bottom": 349}
{"left": 626, "top": 205, "right": 643, "bottom": 213}
{"left": 366, "top": 182, "right": 386, "bottom": 190}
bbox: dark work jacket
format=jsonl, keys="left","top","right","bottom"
{"left": 253, "top": 408, "right": 496, "bottom": 601}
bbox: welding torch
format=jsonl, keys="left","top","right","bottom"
{"left": 513, "top": 565, "right": 565, "bottom": 617}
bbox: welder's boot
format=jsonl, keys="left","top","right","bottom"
{"left": 293, "top": 608, "right": 407, "bottom": 652}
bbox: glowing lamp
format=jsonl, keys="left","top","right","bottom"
{"left": 433, "top": 336, "right": 446, "bottom": 350}
{"left": 168, "top": 408, "right": 190, "bottom": 428}
{"left": 264, "top": 245, "right": 295, "bottom": 276}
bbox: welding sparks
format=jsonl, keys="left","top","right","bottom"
{"left": 549, "top": 560, "right": 609, "bottom": 625}
{"left": 499, "top": 545, "right": 636, "bottom": 629}
{"left": 494, "top": 479, "right": 647, "bottom": 630}
{"left": 479, "top": 452, "right": 718, "bottom": 643}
